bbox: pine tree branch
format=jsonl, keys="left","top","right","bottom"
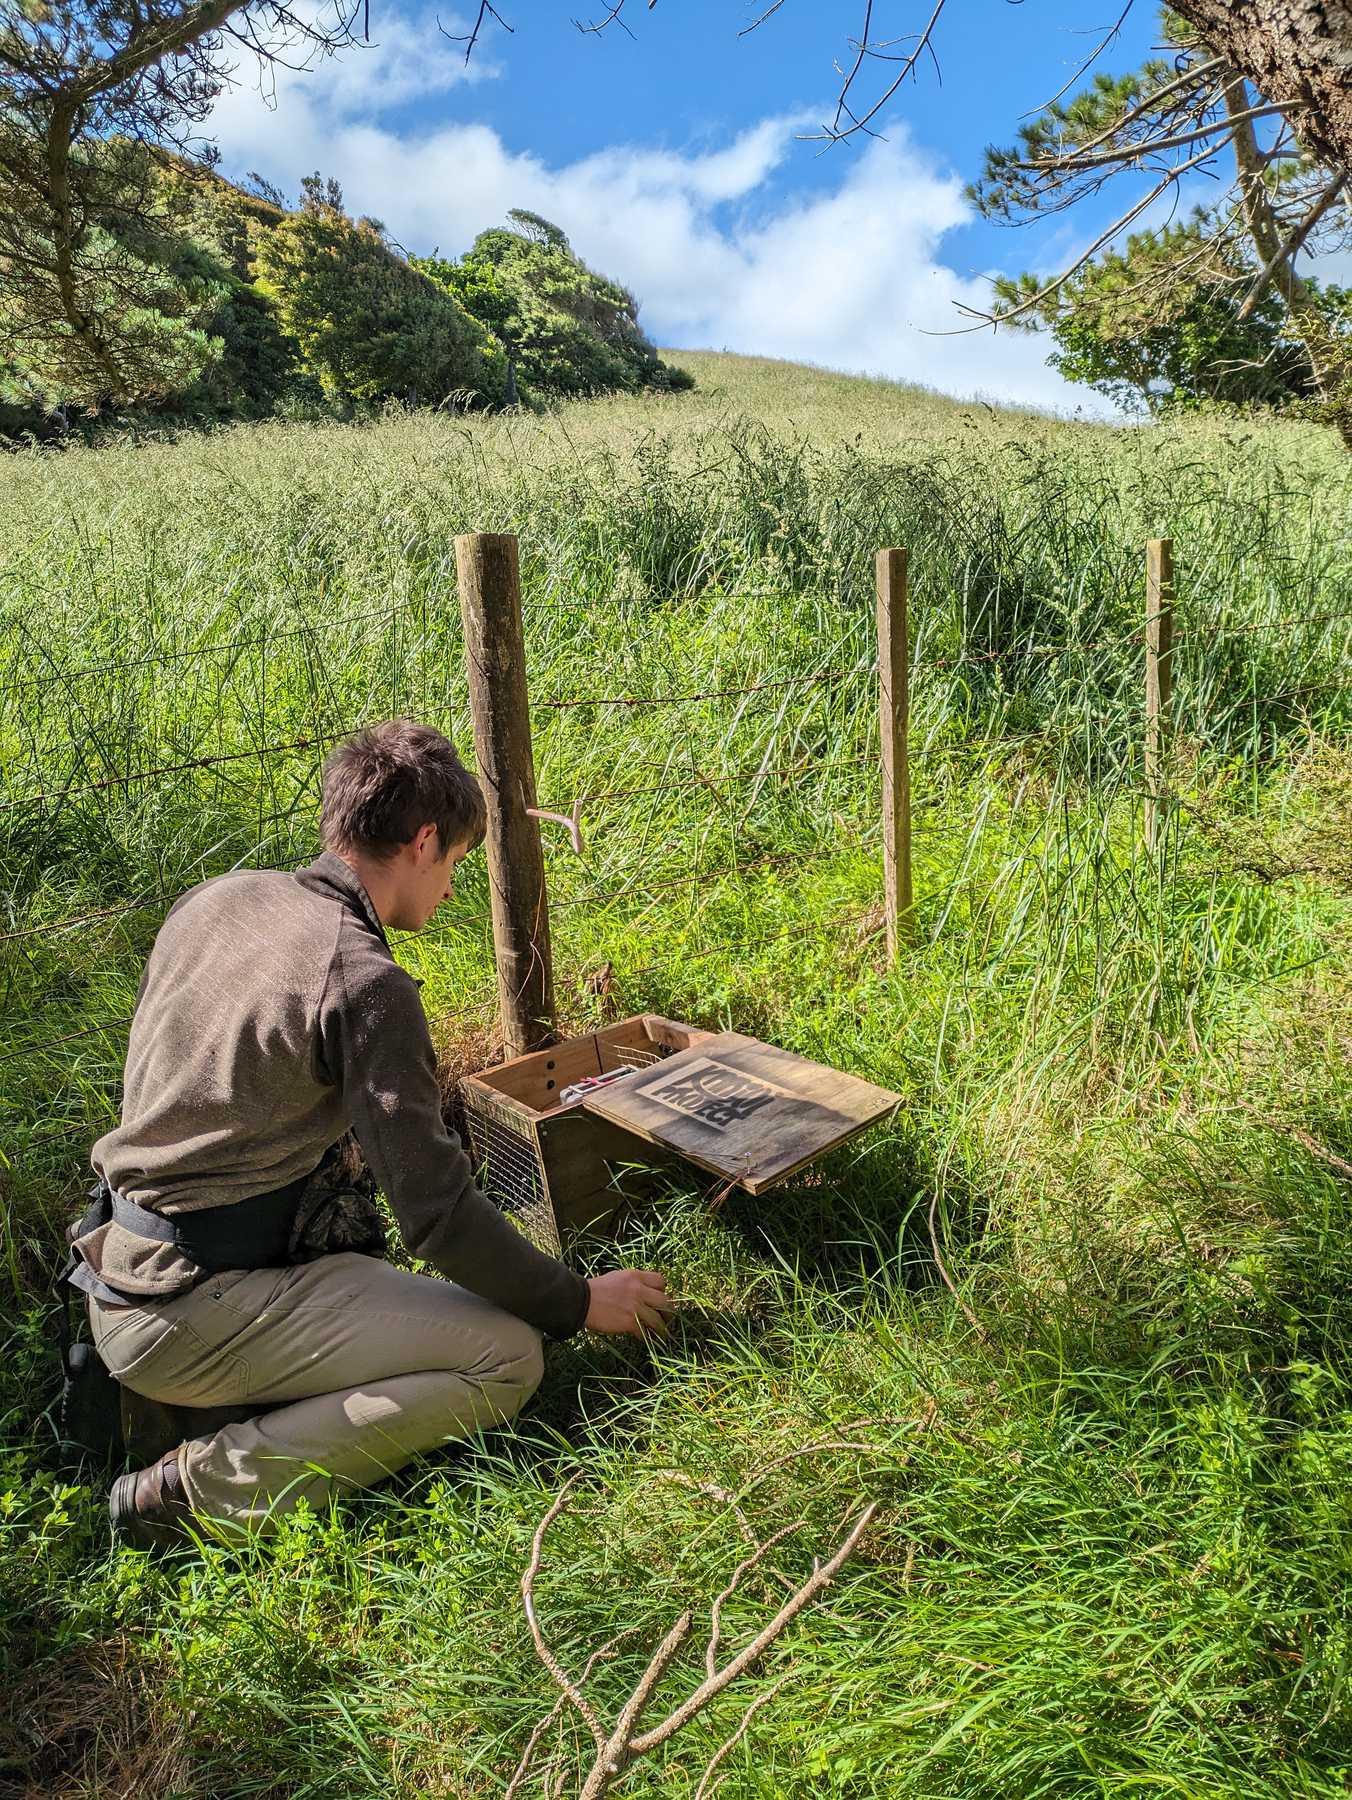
{"left": 956, "top": 141, "right": 1224, "bottom": 332}
{"left": 1236, "top": 172, "right": 1345, "bottom": 321}
{"left": 1028, "top": 54, "right": 1226, "bottom": 163}
{"left": 1018, "top": 0, "right": 1137, "bottom": 120}
{"left": 1022, "top": 100, "right": 1295, "bottom": 175}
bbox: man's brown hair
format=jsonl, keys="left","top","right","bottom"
{"left": 321, "top": 720, "right": 486, "bottom": 860}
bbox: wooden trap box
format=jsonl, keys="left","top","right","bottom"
{"left": 460, "top": 1014, "right": 900, "bottom": 1245}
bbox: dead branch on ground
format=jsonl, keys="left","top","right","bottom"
{"left": 512, "top": 1472, "right": 879, "bottom": 1798}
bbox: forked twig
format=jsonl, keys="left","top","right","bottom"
{"left": 706, "top": 1521, "right": 806, "bottom": 1679}
{"left": 520, "top": 1475, "right": 606, "bottom": 1749}
{"left": 738, "top": 1439, "right": 878, "bottom": 1494}
{"left": 504, "top": 1629, "right": 644, "bottom": 1799}
{"left": 649, "top": 1469, "right": 758, "bottom": 1547}
{"left": 627, "top": 1502, "right": 878, "bottom": 1758}
{"left": 580, "top": 1613, "right": 694, "bottom": 1798}
{"left": 1230, "top": 1095, "right": 1352, "bottom": 1181}
{"left": 439, "top": 0, "right": 512, "bottom": 61}
{"left": 511, "top": 1473, "right": 880, "bottom": 1800}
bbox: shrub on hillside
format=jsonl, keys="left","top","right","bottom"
{"left": 415, "top": 210, "right": 693, "bottom": 401}
{"left": 254, "top": 178, "right": 505, "bottom": 408}
{"left": 185, "top": 277, "right": 311, "bottom": 421}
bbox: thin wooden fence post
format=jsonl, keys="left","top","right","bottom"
{"left": 877, "top": 547, "right": 913, "bottom": 956}
{"left": 1144, "top": 537, "right": 1175, "bottom": 854}
{"left": 455, "top": 531, "right": 556, "bottom": 1056}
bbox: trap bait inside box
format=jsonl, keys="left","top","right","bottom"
{"left": 461, "top": 1013, "right": 900, "bottom": 1245}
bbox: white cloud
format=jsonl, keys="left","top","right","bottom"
{"left": 210, "top": 2, "right": 499, "bottom": 174}
{"left": 209, "top": 39, "right": 1112, "bottom": 416}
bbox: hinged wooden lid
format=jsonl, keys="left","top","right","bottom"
{"left": 579, "top": 1032, "right": 900, "bottom": 1193}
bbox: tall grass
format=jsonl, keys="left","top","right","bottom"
{"left": 3, "top": 357, "right": 1352, "bottom": 1797}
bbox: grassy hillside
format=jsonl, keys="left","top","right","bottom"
{"left": 3, "top": 356, "right": 1352, "bottom": 1798}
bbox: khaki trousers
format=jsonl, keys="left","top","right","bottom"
{"left": 88, "top": 1253, "right": 544, "bottom": 1534}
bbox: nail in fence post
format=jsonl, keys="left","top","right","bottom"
{"left": 877, "top": 547, "right": 914, "bottom": 956}
{"left": 1144, "top": 537, "right": 1175, "bottom": 854}
{"left": 455, "top": 531, "right": 556, "bottom": 1056}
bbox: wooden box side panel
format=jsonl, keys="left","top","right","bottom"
{"left": 461, "top": 1015, "right": 723, "bottom": 1243}
{"left": 534, "top": 1107, "right": 669, "bottom": 1241}
{"left": 460, "top": 1082, "right": 549, "bottom": 1224}
{"left": 468, "top": 1015, "right": 718, "bottom": 1116}
{"left": 637, "top": 1015, "right": 720, "bottom": 1057}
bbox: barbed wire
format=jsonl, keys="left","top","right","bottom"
{"left": 0, "top": 732, "right": 1141, "bottom": 943}
{"left": 544, "top": 728, "right": 1141, "bottom": 817}
{"left": 533, "top": 667, "right": 862, "bottom": 712}
{"left": 911, "top": 730, "right": 1106, "bottom": 764}
{"left": 9, "top": 596, "right": 1348, "bottom": 715}
{"left": 20, "top": 1122, "right": 106, "bottom": 1154}
{"left": 0, "top": 898, "right": 165, "bottom": 946}
{"left": 0, "top": 731, "right": 353, "bottom": 814}
{"left": 7, "top": 651, "right": 1348, "bottom": 819}
{"left": 2, "top": 607, "right": 403, "bottom": 700}
{"left": 5, "top": 980, "right": 506, "bottom": 1141}
{"left": 0, "top": 796, "right": 328, "bottom": 946}
{"left": 610, "top": 899, "right": 884, "bottom": 993}
{"left": 2, "top": 674, "right": 869, "bottom": 814}
{"left": 10, "top": 898, "right": 853, "bottom": 1151}
{"left": 1199, "top": 676, "right": 1352, "bottom": 718}
{"left": 916, "top": 622, "right": 1145, "bottom": 671}
{"left": 538, "top": 751, "right": 877, "bottom": 812}
{"left": 910, "top": 612, "right": 1352, "bottom": 680}
{"left": 1194, "top": 606, "right": 1352, "bottom": 641}
{"left": 5, "top": 590, "right": 1350, "bottom": 1106}
{"left": 550, "top": 846, "right": 816, "bottom": 913}
{"left": 1237, "top": 677, "right": 1352, "bottom": 705}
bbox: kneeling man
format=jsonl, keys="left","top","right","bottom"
{"left": 68, "top": 720, "right": 673, "bottom": 1547}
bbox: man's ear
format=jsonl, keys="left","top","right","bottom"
{"left": 411, "top": 822, "right": 439, "bottom": 863}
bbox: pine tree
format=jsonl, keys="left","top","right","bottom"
{"left": 973, "top": 9, "right": 1352, "bottom": 436}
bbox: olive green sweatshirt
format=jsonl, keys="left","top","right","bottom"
{"left": 74, "top": 852, "right": 589, "bottom": 1339}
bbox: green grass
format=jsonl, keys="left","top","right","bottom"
{"left": 3, "top": 356, "right": 1352, "bottom": 1797}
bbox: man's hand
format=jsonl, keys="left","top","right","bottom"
{"left": 584, "top": 1269, "right": 676, "bottom": 1337}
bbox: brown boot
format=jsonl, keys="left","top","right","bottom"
{"left": 109, "top": 1447, "right": 198, "bottom": 1550}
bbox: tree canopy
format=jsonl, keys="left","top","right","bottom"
{"left": 0, "top": 152, "right": 689, "bottom": 434}
{"left": 413, "top": 217, "right": 692, "bottom": 402}
{"left": 5, "top": 0, "right": 1350, "bottom": 438}
{"left": 974, "top": 7, "right": 1352, "bottom": 437}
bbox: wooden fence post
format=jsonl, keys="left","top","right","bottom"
{"left": 877, "top": 547, "right": 913, "bottom": 956}
{"left": 1144, "top": 537, "right": 1175, "bottom": 854}
{"left": 455, "top": 531, "right": 556, "bottom": 1056}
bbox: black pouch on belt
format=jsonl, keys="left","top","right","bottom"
{"left": 52, "top": 1144, "right": 384, "bottom": 1464}
{"left": 54, "top": 1186, "right": 125, "bottom": 1467}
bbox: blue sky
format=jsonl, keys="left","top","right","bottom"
{"left": 209, "top": 1, "right": 1179, "bottom": 412}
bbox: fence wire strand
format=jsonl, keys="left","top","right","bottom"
{"left": 0, "top": 731, "right": 355, "bottom": 813}
{"left": 2, "top": 607, "right": 400, "bottom": 699}
{"left": 533, "top": 667, "right": 860, "bottom": 711}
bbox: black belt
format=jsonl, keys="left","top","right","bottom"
{"left": 104, "top": 1177, "right": 309, "bottom": 1271}
{"left": 61, "top": 1170, "right": 312, "bottom": 1308}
